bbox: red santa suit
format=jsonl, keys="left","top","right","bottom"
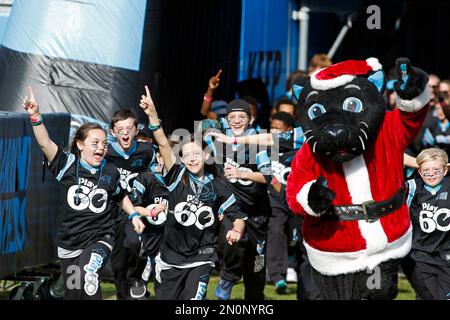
{"left": 286, "top": 79, "right": 430, "bottom": 276}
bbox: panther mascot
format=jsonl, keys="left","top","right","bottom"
{"left": 286, "top": 57, "right": 430, "bottom": 299}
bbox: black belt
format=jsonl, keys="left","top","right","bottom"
{"left": 325, "top": 186, "right": 406, "bottom": 223}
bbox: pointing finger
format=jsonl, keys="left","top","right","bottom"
{"left": 28, "top": 86, "right": 35, "bottom": 101}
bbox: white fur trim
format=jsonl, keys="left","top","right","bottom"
{"left": 358, "top": 220, "right": 389, "bottom": 255}
{"left": 341, "top": 155, "right": 372, "bottom": 203}
{"left": 342, "top": 155, "right": 388, "bottom": 254}
{"left": 396, "top": 86, "right": 430, "bottom": 112}
{"left": 310, "top": 69, "right": 356, "bottom": 91}
{"left": 305, "top": 225, "right": 412, "bottom": 275}
{"left": 296, "top": 179, "right": 322, "bottom": 217}
{"left": 366, "top": 57, "right": 382, "bottom": 71}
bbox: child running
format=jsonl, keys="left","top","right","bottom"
{"left": 139, "top": 85, "right": 246, "bottom": 300}
{"left": 23, "top": 86, "right": 145, "bottom": 300}
{"left": 403, "top": 147, "right": 450, "bottom": 300}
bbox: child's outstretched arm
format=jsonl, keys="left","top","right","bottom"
{"left": 226, "top": 218, "right": 245, "bottom": 245}
{"left": 200, "top": 69, "right": 222, "bottom": 117}
{"left": 118, "top": 195, "right": 146, "bottom": 234}
{"left": 139, "top": 85, "right": 175, "bottom": 171}
{"left": 23, "top": 86, "right": 58, "bottom": 162}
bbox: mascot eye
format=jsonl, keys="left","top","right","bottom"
{"left": 342, "top": 97, "right": 363, "bottom": 113}
{"left": 308, "top": 103, "right": 326, "bottom": 120}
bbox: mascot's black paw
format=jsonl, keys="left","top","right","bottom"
{"left": 308, "top": 176, "right": 336, "bottom": 214}
{"left": 393, "top": 57, "right": 429, "bottom": 101}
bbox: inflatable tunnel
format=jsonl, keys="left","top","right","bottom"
{"left": 0, "top": 0, "right": 156, "bottom": 278}
{"left": 0, "top": 0, "right": 150, "bottom": 136}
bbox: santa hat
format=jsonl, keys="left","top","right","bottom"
{"left": 310, "top": 58, "right": 382, "bottom": 90}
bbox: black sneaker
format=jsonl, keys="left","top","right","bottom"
{"left": 129, "top": 280, "right": 147, "bottom": 299}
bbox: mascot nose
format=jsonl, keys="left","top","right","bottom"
{"left": 323, "top": 124, "right": 350, "bottom": 147}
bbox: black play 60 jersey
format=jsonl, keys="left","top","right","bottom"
{"left": 48, "top": 147, "right": 127, "bottom": 251}
{"left": 206, "top": 128, "right": 271, "bottom": 219}
{"left": 159, "top": 164, "right": 246, "bottom": 266}
{"left": 105, "top": 140, "right": 156, "bottom": 194}
{"left": 407, "top": 177, "right": 450, "bottom": 266}
{"left": 105, "top": 140, "right": 156, "bottom": 220}
{"left": 132, "top": 171, "right": 169, "bottom": 257}
{"left": 269, "top": 127, "right": 305, "bottom": 188}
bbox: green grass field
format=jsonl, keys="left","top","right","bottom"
{"left": 97, "top": 274, "right": 415, "bottom": 300}
{"left": 0, "top": 273, "right": 415, "bottom": 300}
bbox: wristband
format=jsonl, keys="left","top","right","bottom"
{"left": 30, "top": 117, "right": 43, "bottom": 126}
{"left": 128, "top": 212, "right": 141, "bottom": 220}
{"left": 150, "top": 208, "right": 156, "bottom": 218}
{"left": 203, "top": 95, "right": 213, "bottom": 102}
{"left": 271, "top": 176, "right": 279, "bottom": 185}
{"left": 148, "top": 120, "right": 162, "bottom": 131}
{"left": 231, "top": 228, "right": 241, "bottom": 234}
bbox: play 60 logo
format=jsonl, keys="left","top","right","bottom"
{"left": 67, "top": 185, "right": 108, "bottom": 213}
{"left": 173, "top": 196, "right": 214, "bottom": 230}
{"left": 419, "top": 208, "right": 450, "bottom": 233}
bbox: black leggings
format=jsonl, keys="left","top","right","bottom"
{"left": 60, "top": 241, "right": 112, "bottom": 300}
{"left": 401, "top": 253, "right": 450, "bottom": 300}
{"left": 217, "top": 216, "right": 267, "bottom": 300}
{"left": 154, "top": 263, "right": 213, "bottom": 300}
{"left": 111, "top": 218, "right": 147, "bottom": 299}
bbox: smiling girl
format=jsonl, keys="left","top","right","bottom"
{"left": 139, "top": 85, "right": 246, "bottom": 300}
{"left": 23, "top": 86, "right": 145, "bottom": 300}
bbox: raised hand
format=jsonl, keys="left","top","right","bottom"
{"left": 209, "top": 69, "right": 222, "bottom": 91}
{"left": 307, "top": 176, "right": 336, "bottom": 215}
{"left": 139, "top": 85, "right": 158, "bottom": 118}
{"left": 23, "top": 86, "right": 40, "bottom": 117}
{"left": 393, "top": 58, "right": 429, "bottom": 101}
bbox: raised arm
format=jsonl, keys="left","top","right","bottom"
{"left": 207, "top": 131, "right": 274, "bottom": 146}
{"left": 23, "top": 86, "right": 58, "bottom": 163}
{"left": 200, "top": 69, "right": 222, "bottom": 117}
{"left": 139, "top": 85, "right": 175, "bottom": 171}
{"left": 403, "top": 153, "right": 418, "bottom": 169}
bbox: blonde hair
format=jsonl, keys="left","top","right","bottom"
{"left": 416, "top": 148, "right": 448, "bottom": 168}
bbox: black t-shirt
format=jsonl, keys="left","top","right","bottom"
{"left": 105, "top": 140, "right": 156, "bottom": 194}
{"left": 407, "top": 177, "right": 450, "bottom": 266}
{"left": 48, "top": 147, "right": 127, "bottom": 250}
{"left": 270, "top": 127, "right": 304, "bottom": 185}
{"left": 105, "top": 140, "right": 156, "bottom": 219}
{"left": 159, "top": 164, "right": 246, "bottom": 266}
{"left": 206, "top": 127, "right": 271, "bottom": 219}
{"left": 132, "top": 171, "right": 169, "bottom": 257}
{"left": 260, "top": 127, "right": 304, "bottom": 205}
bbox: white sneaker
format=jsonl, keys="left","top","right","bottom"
{"left": 286, "top": 268, "right": 298, "bottom": 283}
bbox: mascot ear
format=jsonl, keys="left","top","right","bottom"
{"left": 293, "top": 84, "right": 303, "bottom": 101}
{"left": 367, "top": 70, "right": 385, "bottom": 93}
{"left": 292, "top": 76, "right": 310, "bottom": 103}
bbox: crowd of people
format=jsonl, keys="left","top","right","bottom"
{"left": 22, "top": 53, "right": 449, "bottom": 300}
